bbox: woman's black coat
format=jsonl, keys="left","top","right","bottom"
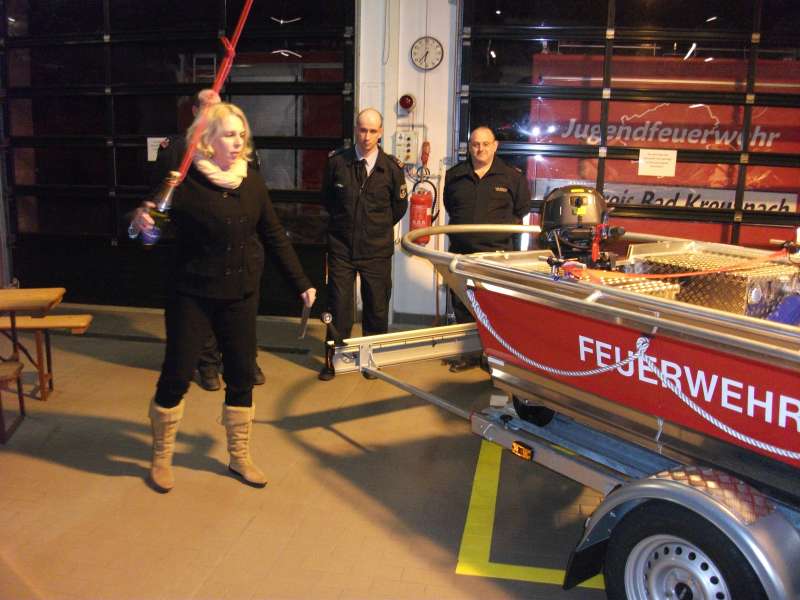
{"left": 168, "top": 165, "right": 311, "bottom": 299}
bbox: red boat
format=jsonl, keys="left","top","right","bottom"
{"left": 397, "top": 189, "right": 800, "bottom": 598}
{"left": 403, "top": 200, "right": 800, "bottom": 505}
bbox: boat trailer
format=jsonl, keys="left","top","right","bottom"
{"left": 324, "top": 222, "right": 800, "bottom": 600}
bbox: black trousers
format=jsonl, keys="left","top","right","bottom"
{"left": 197, "top": 292, "right": 259, "bottom": 371}
{"left": 327, "top": 253, "right": 392, "bottom": 340}
{"left": 197, "top": 334, "right": 221, "bottom": 370}
{"left": 197, "top": 331, "right": 263, "bottom": 372}
{"left": 155, "top": 291, "right": 257, "bottom": 408}
{"left": 450, "top": 290, "right": 475, "bottom": 324}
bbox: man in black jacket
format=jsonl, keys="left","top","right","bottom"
{"left": 443, "top": 126, "right": 532, "bottom": 370}
{"left": 318, "top": 108, "right": 408, "bottom": 381}
{"left": 151, "top": 89, "right": 265, "bottom": 390}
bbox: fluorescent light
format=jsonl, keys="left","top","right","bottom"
{"left": 271, "top": 49, "right": 303, "bottom": 58}
{"left": 269, "top": 16, "right": 301, "bottom": 25}
{"left": 689, "top": 104, "right": 705, "bottom": 108}
{"left": 683, "top": 42, "right": 697, "bottom": 60}
{"left": 7, "top": 17, "right": 15, "bottom": 22}
{"left": 706, "top": 16, "right": 717, "bottom": 22}
{"left": 704, "top": 57, "right": 714, "bottom": 62}
{"left": 489, "top": 50, "right": 497, "bottom": 59}
{"left": 495, "top": 10, "right": 502, "bottom": 15}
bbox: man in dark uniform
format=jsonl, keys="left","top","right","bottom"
{"left": 151, "top": 89, "right": 265, "bottom": 390}
{"left": 318, "top": 108, "right": 408, "bottom": 381}
{"left": 444, "top": 126, "right": 532, "bottom": 370}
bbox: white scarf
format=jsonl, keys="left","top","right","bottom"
{"left": 193, "top": 154, "right": 248, "bottom": 189}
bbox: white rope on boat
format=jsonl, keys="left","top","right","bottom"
{"left": 466, "top": 288, "right": 651, "bottom": 376}
{"left": 647, "top": 358, "right": 800, "bottom": 461}
{"left": 466, "top": 287, "right": 800, "bottom": 462}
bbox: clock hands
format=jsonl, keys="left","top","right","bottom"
{"left": 411, "top": 37, "right": 441, "bottom": 70}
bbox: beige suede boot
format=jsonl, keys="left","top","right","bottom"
{"left": 222, "top": 404, "right": 267, "bottom": 487}
{"left": 148, "top": 399, "right": 184, "bottom": 493}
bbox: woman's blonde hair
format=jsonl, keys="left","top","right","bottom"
{"left": 187, "top": 102, "right": 254, "bottom": 162}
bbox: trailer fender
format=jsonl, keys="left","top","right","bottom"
{"left": 563, "top": 466, "right": 800, "bottom": 599}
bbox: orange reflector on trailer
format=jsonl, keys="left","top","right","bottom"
{"left": 511, "top": 441, "right": 533, "bottom": 461}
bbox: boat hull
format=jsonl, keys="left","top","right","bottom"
{"left": 471, "top": 285, "right": 800, "bottom": 501}
{"left": 401, "top": 225, "right": 800, "bottom": 503}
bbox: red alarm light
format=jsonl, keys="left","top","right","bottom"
{"left": 399, "top": 94, "right": 416, "bottom": 111}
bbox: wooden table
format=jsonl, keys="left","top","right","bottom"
{"left": 0, "top": 287, "right": 66, "bottom": 442}
{"left": 0, "top": 288, "right": 66, "bottom": 315}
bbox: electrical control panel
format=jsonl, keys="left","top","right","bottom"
{"left": 393, "top": 130, "right": 419, "bottom": 164}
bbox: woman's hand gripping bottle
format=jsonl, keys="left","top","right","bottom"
{"left": 128, "top": 170, "right": 180, "bottom": 245}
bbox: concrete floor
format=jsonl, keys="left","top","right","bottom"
{"left": 0, "top": 304, "right": 605, "bottom": 600}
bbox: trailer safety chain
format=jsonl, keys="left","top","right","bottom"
{"left": 466, "top": 288, "right": 651, "bottom": 377}
{"left": 467, "top": 287, "right": 800, "bottom": 462}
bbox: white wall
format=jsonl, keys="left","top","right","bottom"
{"left": 357, "top": 0, "right": 459, "bottom": 323}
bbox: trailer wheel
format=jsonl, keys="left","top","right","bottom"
{"left": 604, "top": 500, "right": 767, "bottom": 600}
{"left": 511, "top": 396, "right": 555, "bottom": 426}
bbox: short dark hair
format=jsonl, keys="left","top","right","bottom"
{"left": 356, "top": 108, "right": 383, "bottom": 128}
{"left": 469, "top": 126, "right": 496, "bottom": 142}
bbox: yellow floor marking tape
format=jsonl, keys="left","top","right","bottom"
{"left": 456, "top": 440, "right": 605, "bottom": 590}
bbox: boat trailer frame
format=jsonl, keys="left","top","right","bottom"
{"left": 328, "top": 285, "right": 800, "bottom": 598}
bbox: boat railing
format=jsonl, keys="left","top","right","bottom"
{"left": 401, "top": 224, "right": 800, "bottom": 367}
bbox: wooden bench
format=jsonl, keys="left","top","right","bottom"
{"left": 0, "top": 314, "right": 92, "bottom": 401}
{"left": 0, "top": 361, "right": 24, "bottom": 443}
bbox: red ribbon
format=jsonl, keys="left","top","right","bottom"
{"left": 176, "top": 0, "right": 255, "bottom": 181}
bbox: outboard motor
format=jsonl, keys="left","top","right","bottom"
{"left": 539, "top": 185, "right": 623, "bottom": 269}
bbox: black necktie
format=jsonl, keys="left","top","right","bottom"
{"left": 356, "top": 159, "right": 368, "bottom": 189}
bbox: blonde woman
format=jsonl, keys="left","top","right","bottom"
{"left": 131, "top": 103, "right": 315, "bottom": 492}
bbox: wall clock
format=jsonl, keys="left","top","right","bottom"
{"left": 410, "top": 35, "right": 444, "bottom": 71}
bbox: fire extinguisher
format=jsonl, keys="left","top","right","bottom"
{"left": 409, "top": 181, "right": 438, "bottom": 245}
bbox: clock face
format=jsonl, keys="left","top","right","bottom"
{"left": 410, "top": 36, "right": 444, "bottom": 71}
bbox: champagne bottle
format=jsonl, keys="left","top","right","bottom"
{"left": 136, "top": 170, "right": 180, "bottom": 246}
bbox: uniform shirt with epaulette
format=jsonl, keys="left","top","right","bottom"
{"left": 444, "top": 155, "right": 532, "bottom": 253}
{"left": 322, "top": 146, "right": 408, "bottom": 260}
